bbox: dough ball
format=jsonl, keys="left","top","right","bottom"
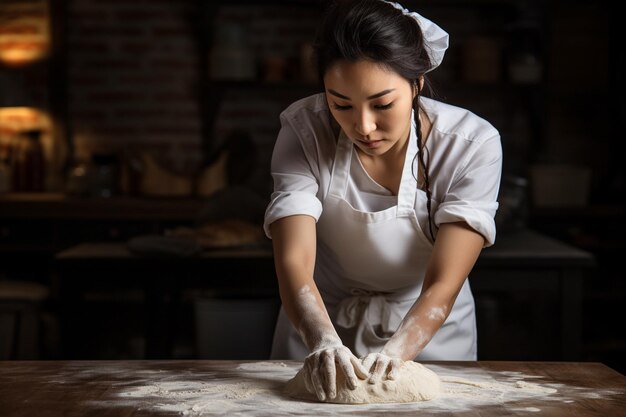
{"left": 284, "top": 361, "right": 442, "bottom": 404}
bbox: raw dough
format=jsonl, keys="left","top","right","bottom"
{"left": 284, "top": 361, "right": 442, "bottom": 404}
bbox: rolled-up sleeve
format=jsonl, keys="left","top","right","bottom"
{"left": 434, "top": 133, "right": 502, "bottom": 247}
{"left": 264, "top": 114, "right": 323, "bottom": 238}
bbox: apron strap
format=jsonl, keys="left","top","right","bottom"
{"left": 398, "top": 113, "right": 420, "bottom": 215}
{"left": 327, "top": 130, "right": 353, "bottom": 198}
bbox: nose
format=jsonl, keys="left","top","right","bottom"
{"left": 354, "top": 109, "right": 376, "bottom": 137}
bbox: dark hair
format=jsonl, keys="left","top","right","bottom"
{"left": 313, "top": 0, "right": 436, "bottom": 241}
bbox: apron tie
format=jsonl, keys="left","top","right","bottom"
{"left": 335, "top": 292, "right": 406, "bottom": 356}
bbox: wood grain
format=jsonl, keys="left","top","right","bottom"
{"left": 0, "top": 361, "right": 623, "bottom": 416}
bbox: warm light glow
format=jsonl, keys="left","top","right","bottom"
{"left": 0, "top": 107, "right": 53, "bottom": 159}
{"left": 0, "top": 0, "right": 50, "bottom": 66}
{"left": 0, "top": 106, "right": 67, "bottom": 192}
{"left": 0, "top": 107, "right": 47, "bottom": 130}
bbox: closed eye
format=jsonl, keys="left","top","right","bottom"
{"left": 332, "top": 103, "right": 394, "bottom": 111}
{"left": 332, "top": 103, "right": 352, "bottom": 111}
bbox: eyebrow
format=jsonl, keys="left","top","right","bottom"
{"left": 327, "top": 88, "right": 395, "bottom": 100}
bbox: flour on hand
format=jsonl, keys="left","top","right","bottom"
{"left": 284, "top": 361, "right": 442, "bottom": 404}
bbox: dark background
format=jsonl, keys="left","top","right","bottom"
{"left": 0, "top": 0, "right": 623, "bottom": 373}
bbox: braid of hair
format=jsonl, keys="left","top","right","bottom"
{"left": 412, "top": 84, "right": 436, "bottom": 242}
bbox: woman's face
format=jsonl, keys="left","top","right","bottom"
{"left": 323, "top": 59, "right": 415, "bottom": 157}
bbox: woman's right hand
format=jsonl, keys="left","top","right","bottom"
{"left": 303, "top": 341, "right": 368, "bottom": 401}
{"left": 269, "top": 217, "right": 368, "bottom": 400}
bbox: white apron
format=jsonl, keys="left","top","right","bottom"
{"left": 270, "top": 128, "right": 477, "bottom": 361}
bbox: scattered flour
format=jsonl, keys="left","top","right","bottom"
{"left": 71, "top": 361, "right": 624, "bottom": 416}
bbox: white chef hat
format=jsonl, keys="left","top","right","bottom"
{"left": 381, "top": 0, "right": 449, "bottom": 72}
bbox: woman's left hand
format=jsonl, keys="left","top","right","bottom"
{"left": 360, "top": 352, "right": 404, "bottom": 384}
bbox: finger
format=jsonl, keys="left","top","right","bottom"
{"left": 350, "top": 355, "right": 370, "bottom": 380}
{"left": 361, "top": 354, "right": 377, "bottom": 374}
{"left": 387, "top": 359, "right": 403, "bottom": 380}
{"left": 303, "top": 363, "right": 314, "bottom": 394}
{"left": 322, "top": 351, "right": 337, "bottom": 399}
{"left": 368, "top": 357, "right": 388, "bottom": 384}
{"left": 336, "top": 351, "right": 357, "bottom": 390}
{"left": 311, "top": 366, "right": 326, "bottom": 401}
{"left": 308, "top": 355, "right": 326, "bottom": 401}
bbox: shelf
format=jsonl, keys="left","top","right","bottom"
{"left": 529, "top": 204, "right": 624, "bottom": 220}
{"left": 0, "top": 193, "right": 205, "bottom": 220}
{"left": 201, "top": 0, "right": 323, "bottom": 5}
{"left": 201, "top": 0, "right": 520, "bottom": 8}
{"left": 205, "top": 79, "right": 320, "bottom": 91}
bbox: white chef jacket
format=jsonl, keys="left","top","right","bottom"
{"left": 264, "top": 92, "right": 502, "bottom": 360}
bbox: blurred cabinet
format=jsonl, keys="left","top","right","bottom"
{"left": 50, "top": 228, "right": 594, "bottom": 361}
{"left": 53, "top": 241, "right": 277, "bottom": 359}
{"left": 528, "top": 204, "right": 625, "bottom": 373}
{"left": 471, "top": 229, "right": 595, "bottom": 361}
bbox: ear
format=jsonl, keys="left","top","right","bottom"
{"left": 412, "top": 77, "right": 425, "bottom": 98}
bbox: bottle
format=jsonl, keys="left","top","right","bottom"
{"left": 0, "top": 157, "right": 10, "bottom": 194}
{"left": 11, "top": 129, "right": 45, "bottom": 192}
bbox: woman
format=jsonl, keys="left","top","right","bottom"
{"left": 263, "top": 0, "right": 502, "bottom": 401}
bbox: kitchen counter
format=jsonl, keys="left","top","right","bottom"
{"left": 53, "top": 229, "right": 594, "bottom": 361}
{"left": 0, "top": 360, "right": 624, "bottom": 416}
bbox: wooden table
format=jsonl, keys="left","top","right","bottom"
{"left": 0, "top": 360, "right": 623, "bottom": 416}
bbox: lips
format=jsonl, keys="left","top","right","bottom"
{"left": 359, "top": 139, "right": 383, "bottom": 149}
{"left": 356, "top": 137, "right": 382, "bottom": 143}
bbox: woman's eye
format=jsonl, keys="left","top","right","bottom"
{"left": 375, "top": 103, "right": 394, "bottom": 110}
{"left": 333, "top": 103, "right": 352, "bottom": 111}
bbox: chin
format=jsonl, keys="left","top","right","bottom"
{"left": 357, "top": 143, "right": 387, "bottom": 156}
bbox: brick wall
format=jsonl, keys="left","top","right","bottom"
{"left": 65, "top": 1, "right": 322, "bottom": 196}
{"left": 67, "top": 0, "right": 201, "bottom": 159}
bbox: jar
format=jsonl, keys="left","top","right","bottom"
{"left": 210, "top": 23, "right": 256, "bottom": 80}
{"left": 65, "top": 159, "right": 91, "bottom": 196}
{"left": 90, "top": 153, "right": 119, "bottom": 198}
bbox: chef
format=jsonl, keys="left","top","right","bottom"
{"left": 263, "top": 0, "right": 502, "bottom": 402}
